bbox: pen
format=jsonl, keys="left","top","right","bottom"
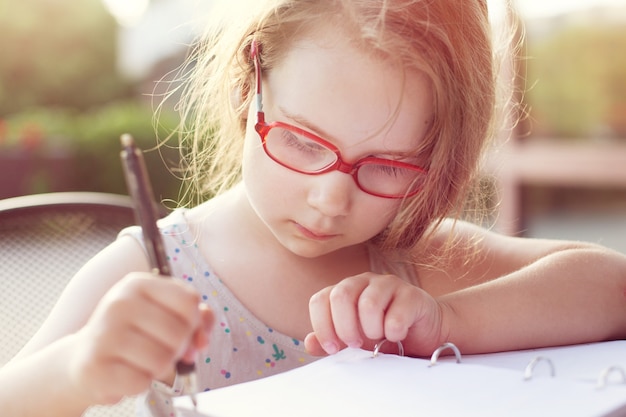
{"left": 119, "top": 133, "right": 198, "bottom": 409}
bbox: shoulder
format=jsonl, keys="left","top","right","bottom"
{"left": 66, "top": 210, "right": 203, "bottom": 305}
{"left": 118, "top": 207, "right": 192, "bottom": 240}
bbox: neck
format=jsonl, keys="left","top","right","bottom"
{"left": 192, "top": 184, "right": 371, "bottom": 339}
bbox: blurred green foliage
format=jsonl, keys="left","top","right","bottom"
{"left": 526, "top": 25, "right": 626, "bottom": 139}
{"left": 0, "top": 0, "right": 130, "bottom": 115}
{"left": 0, "top": 101, "right": 183, "bottom": 202}
{"left": 0, "top": 0, "right": 183, "bottom": 202}
{"left": 72, "top": 101, "right": 182, "bottom": 203}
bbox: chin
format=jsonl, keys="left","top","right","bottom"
{"left": 283, "top": 238, "right": 341, "bottom": 259}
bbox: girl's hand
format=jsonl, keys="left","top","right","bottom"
{"left": 66, "top": 273, "right": 214, "bottom": 405}
{"left": 305, "top": 273, "right": 445, "bottom": 357}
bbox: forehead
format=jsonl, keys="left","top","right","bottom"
{"left": 263, "top": 33, "right": 433, "bottom": 156}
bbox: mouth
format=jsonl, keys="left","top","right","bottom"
{"left": 293, "top": 222, "right": 337, "bottom": 241}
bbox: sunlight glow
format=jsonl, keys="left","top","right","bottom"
{"left": 101, "top": 0, "right": 149, "bottom": 27}
{"left": 513, "top": 0, "right": 626, "bottom": 18}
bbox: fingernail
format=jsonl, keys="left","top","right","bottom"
{"left": 323, "top": 342, "right": 339, "bottom": 355}
{"left": 347, "top": 340, "right": 363, "bottom": 349}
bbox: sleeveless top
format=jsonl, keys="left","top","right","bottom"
{"left": 119, "top": 209, "right": 419, "bottom": 416}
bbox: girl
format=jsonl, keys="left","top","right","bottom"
{"left": 2, "top": 0, "right": 626, "bottom": 416}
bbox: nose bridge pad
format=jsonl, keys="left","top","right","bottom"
{"left": 331, "top": 159, "right": 359, "bottom": 192}
{"left": 335, "top": 159, "right": 354, "bottom": 175}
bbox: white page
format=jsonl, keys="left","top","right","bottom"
{"left": 174, "top": 347, "right": 626, "bottom": 417}
{"left": 462, "top": 340, "right": 626, "bottom": 383}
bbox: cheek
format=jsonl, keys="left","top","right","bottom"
{"left": 242, "top": 128, "right": 302, "bottom": 204}
{"left": 350, "top": 198, "right": 400, "bottom": 239}
{"left": 242, "top": 117, "right": 272, "bottom": 189}
{"left": 243, "top": 135, "right": 270, "bottom": 196}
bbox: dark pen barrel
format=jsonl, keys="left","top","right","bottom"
{"left": 120, "top": 133, "right": 171, "bottom": 276}
{"left": 120, "top": 133, "right": 196, "bottom": 381}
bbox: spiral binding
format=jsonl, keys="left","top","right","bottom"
{"left": 522, "top": 355, "right": 626, "bottom": 389}
{"left": 371, "top": 340, "right": 463, "bottom": 366}
{"left": 429, "top": 342, "right": 462, "bottom": 366}
{"left": 372, "top": 339, "right": 405, "bottom": 357}
{"left": 523, "top": 356, "right": 555, "bottom": 380}
{"left": 371, "top": 342, "right": 625, "bottom": 391}
{"left": 597, "top": 365, "right": 626, "bottom": 389}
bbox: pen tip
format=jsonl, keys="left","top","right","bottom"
{"left": 120, "top": 133, "right": 135, "bottom": 148}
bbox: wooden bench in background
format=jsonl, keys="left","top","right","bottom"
{"left": 484, "top": 140, "right": 626, "bottom": 236}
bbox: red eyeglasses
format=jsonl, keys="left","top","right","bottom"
{"left": 251, "top": 41, "right": 427, "bottom": 199}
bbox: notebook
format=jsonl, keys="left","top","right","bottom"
{"left": 174, "top": 340, "right": 626, "bottom": 417}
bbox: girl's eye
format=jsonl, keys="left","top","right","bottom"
{"left": 280, "top": 129, "right": 326, "bottom": 154}
{"left": 365, "top": 163, "right": 421, "bottom": 181}
{"left": 375, "top": 164, "right": 402, "bottom": 177}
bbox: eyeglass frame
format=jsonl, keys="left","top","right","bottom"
{"left": 250, "top": 40, "right": 427, "bottom": 199}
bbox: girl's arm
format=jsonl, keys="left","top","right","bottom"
{"left": 0, "top": 236, "right": 212, "bottom": 417}
{"left": 307, "top": 220, "right": 626, "bottom": 357}
{"left": 426, "top": 221, "right": 626, "bottom": 354}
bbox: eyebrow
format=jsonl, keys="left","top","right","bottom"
{"left": 278, "top": 105, "right": 335, "bottom": 141}
{"left": 277, "top": 105, "right": 418, "bottom": 160}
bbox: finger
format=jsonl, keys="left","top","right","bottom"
{"left": 139, "top": 277, "right": 202, "bottom": 328}
{"left": 143, "top": 282, "right": 214, "bottom": 358}
{"left": 90, "top": 300, "right": 186, "bottom": 377}
{"left": 382, "top": 285, "right": 422, "bottom": 342}
{"left": 180, "top": 305, "right": 216, "bottom": 363}
{"left": 100, "top": 285, "right": 197, "bottom": 359}
{"left": 303, "top": 332, "right": 329, "bottom": 356}
{"left": 72, "top": 326, "right": 169, "bottom": 404}
{"left": 328, "top": 278, "right": 369, "bottom": 348}
{"left": 309, "top": 287, "right": 341, "bottom": 354}
{"left": 196, "top": 304, "right": 215, "bottom": 348}
{"left": 135, "top": 277, "right": 204, "bottom": 352}
{"left": 111, "top": 324, "right": 179, "bottom": 378}
{"left": 104, "top": 274, "right": 202, "bottom": 332}
{"left": 357, "top": 277, "right": 397, "bottom": 341}
{"left": 130, "top": 300, "right": 196, "bottom": 358}
{"left": 93, "top": 276, "right": 204, "bottom": 366}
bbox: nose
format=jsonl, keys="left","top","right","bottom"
{"left": 306, "top": 171, "right": 354, "bottom": 217}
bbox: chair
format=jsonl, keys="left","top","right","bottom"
{"left": 0, "top": 191, "right": 162, "bottom": 417}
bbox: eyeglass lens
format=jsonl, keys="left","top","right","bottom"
{"left": 263, "top": 125, "right": 426, "bottom": 198}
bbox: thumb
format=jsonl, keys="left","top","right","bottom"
{"left": 304, "top": 332, "right": 330, "bottom": 357}
{"left": 180, "top": 304, "right": 215, "bottom": 363}
{"left": 197, "top": 303, "right": 215, "bottom": 347}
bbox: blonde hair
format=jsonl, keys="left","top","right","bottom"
{"left": 175, "top": 0, "right": 507, "bottom": 254}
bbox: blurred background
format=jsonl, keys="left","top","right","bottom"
{"left": 486, "top": 0, "right": 626, "bottom": 253}
{"left": 0, "top": 0, "right": 210, "bottom": 205}
{"left": 0, "top": 0, "right": 625, "bottom": 251}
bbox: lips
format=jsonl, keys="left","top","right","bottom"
{"left": 293, "top": 222, "right": 337, "bottom": 240}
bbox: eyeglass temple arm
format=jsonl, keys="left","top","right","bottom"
{"left": 251, "top": 40, "right": 264, "bottom": 122}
